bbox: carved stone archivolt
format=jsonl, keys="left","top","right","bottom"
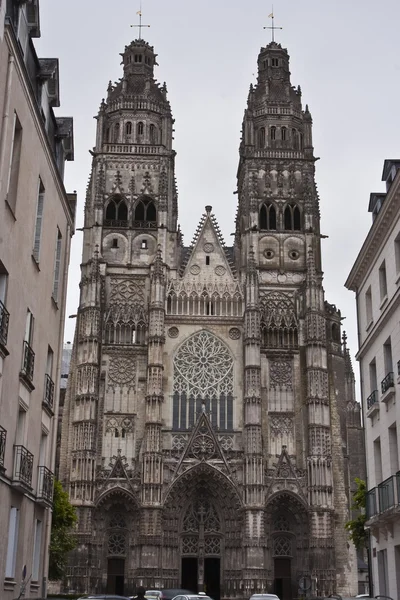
{"left": 109, "top": 277, "right": 145, "bottom": 304}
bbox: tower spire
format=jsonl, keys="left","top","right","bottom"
{"left": 130, "top": 5, "right": 150, "bottom": 39}
{"left": 263, "top": 8, "right": 283, "bottom": 42}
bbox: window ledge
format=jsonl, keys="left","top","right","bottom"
{"left": 381, "top": 387, "right": 395, "bottom": 404}
{"left": 366, "top": 402, "right": 380, "bottom": 419}
{"left": 379, "top": 295, "right": 388, "bottom": 310}
{"left": 366, "top": 319, "right": 374, "bottom": 332}
{"left": 31, "top": 254, "right": 40, "bottom": 271}
{"left": 3, "top": 578, "right": 16, "bottom": 590}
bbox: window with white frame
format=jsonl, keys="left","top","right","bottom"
{"left": 5, "top": 507, "right": 20, "bottom": 578}
{"left": 32, "top": 180, "right": 45, "bottom": 262}
{"left": 32, "top": 519, "right": 42, "bottom": 581}
{"left": 52, "top": 229, "right": 62, "bottom": 301}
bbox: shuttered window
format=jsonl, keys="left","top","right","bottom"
{"left": 33, "top": 180, "right": 45, "bottom": 262}
{"left": 52, "top": 229, "right": 62, "bottom": 301}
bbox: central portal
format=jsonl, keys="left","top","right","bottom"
{"left": 181, "top": 557, "right": 220, "bottom": 600}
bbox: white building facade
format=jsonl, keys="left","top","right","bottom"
{"left": 0, "top": 1, "right": 74, "bottom": 598}
{"left": 346, "top": 159, "right": 400, "bottom": 599}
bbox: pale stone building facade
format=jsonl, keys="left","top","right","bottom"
{"left": 0, "top": 1, "right": 75, "bottom": 598}
{"left": 60, "top": 37, "right": 362, "bottom": 599}
{"left": 346, "top": 159, "right": 400, "bottom": 599}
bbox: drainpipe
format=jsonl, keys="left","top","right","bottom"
{"left": 0, "top": 53, "right": 14, "bottom": 195}
{"left": 42, "top": 221, "right": 73, "bottom": 598}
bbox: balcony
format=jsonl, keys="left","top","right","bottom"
{"left": 37, "top": 466, "right": 54, "bottom": 506}
{"left": 0, "top": 425, "right": 6, "bottom": 471}
{"left": 366, "top": 472, "right": 400, "bottom": 526}
{"left": 43, "top": 373, "right": 55, "bottom": 415}
{"left": 13, "top": 445, "right": 34, "bottom": 489}
{"left": 20, "top": 340, "right": 35, "bottom": 391}
{"left": 0, "top": 299, "right": 10, "bottom": 356}
{"left": 366, "top": 389, "right": 379, "bottom": 418}
{"left": 381, "top": 371, "right": 395, "bottom": 403}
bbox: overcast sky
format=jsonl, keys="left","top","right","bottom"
{"left": 36, "top": 0, "right": 400, "bottom": 394}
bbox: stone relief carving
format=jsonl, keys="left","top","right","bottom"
{"left": 270, "top": 414, "right": 294, "bottom": 435}
{"left": 108, "top": 356, "right": 136, "bottom": 386}
{"left": 190, "top": 264, "right": 201, "bottom": 275}
{"left": 228, "top": 327, "right": 241, "bottom": 340}
{"left": 203, "top": 242, "right": 214, "bottom": 253}
{"left": 269, "top": 360, "right": 293, "bottom": 390}
{"left": 168, "top": 326, "right": 179, "bottom": 338}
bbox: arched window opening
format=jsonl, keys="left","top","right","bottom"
{"left": 113, "top": 122, "right": 120, "bottom": 143}
{"left": 292, "top": 128, "right": 299, "bottom": 150}
{"left": 284, "top": 204, "right": 301, "bottom": 231}
{"left": 114, "top": 429, "right": 119, "bottom": 438}
{"left": 149, "top": 124, "right": 157, "bottom": 144}
{"left": 106, "top": 128, "right": 110, "bottom": 142}
{"left": 134, "top": 196, "right": 157, "bottom": 227}
{"left": 331, "top": 323, "right": 340, "bottom": 343}
{"left": 258, "top": 127, "right": 266, "bottom": 148}
{"left": 270, "top": 126, "right": 276, "bottom": 141}
{"left": 137, "top": 121, "right": 144, "bottom": 136}
{"left": 104, "top": 195, "right": 128, "bottom": 226}
{"left": 293, "top": 205, "right": 301, "bottom": 230}
{"left": 121, "top": 428, "right": 126, "bottom": 438}
{"left": 281, "top": 127, "right": 287, "bottom": 141}
{"left": 260, "top": 202, "right": 277, "bottom": 230}
{"left": 125, "top": 121, "right": 132, "bottom": 136}
{"left": 299, "top": 133, "right": 304, "bottom": 150}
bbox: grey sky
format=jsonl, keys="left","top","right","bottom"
{"left": 36, "top": 0, "right": 400, "bottom": 392}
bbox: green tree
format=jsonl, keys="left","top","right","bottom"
{"left": 49, "top": 479, "right": 77, "bottom": 580}
{"left": 345, "top": 477, "right": 367, "bottom": 549}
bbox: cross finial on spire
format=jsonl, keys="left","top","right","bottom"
{"left": 130, "top": 3, "right": 150, "bottom": 39}
{"left": 263, "top": 7, "right": 282, "bottom": 43}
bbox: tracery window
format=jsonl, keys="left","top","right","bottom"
{"left": 260, "top": 292, "right": 298, "bottom": 349}
{"left": 108, "top": 532, "right": 126, "bottom": 556}
{"left": 104, "top": 195, "right": 128, "bottom": 226}
{"left": 173, "top": 330, "right": 234, "bottom": 430}
{"left": 260, "top": 202, "right": 277, "bottom": 230}
{"left": 273, "top": 535, "right": 292, "bottom": 557}
{"left": 284, "top": 203, "right": 301, "bottom": 231}
{"left": 133, "top": 196, "right": 157, "bottom": 227}
{"left": 182, "top": 499, "right": 221, "bottom": 557}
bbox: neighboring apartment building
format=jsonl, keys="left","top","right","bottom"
{"left": 346, "top": 159, "right": 400, "bottom": 599}
{"left": 0, "top": 1, "right": 75, "bottom": 598}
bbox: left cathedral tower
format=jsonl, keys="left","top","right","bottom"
{"left": 59, "top": 38, "right": 179, "bottom": 589}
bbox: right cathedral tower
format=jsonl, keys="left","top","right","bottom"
{"left": 59, "top": 35, "right": 363, "bottom": 600}
{"left": 234, "top": 40, "right": 360, "bottom": 597}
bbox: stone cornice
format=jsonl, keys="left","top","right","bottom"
{"left": 345, "top": 173, "right": 400, "bottom": 291}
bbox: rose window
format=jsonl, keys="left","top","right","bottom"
{"left": 108, "top": 532, "right": 126, "bottom": 556}
{"left": 172, "top": 330, "right": 234, "bottom": 430}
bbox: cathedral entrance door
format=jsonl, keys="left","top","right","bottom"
{"left": 107, "top": 558, "right": 125, "bottom": 595}
{"left": 274, "top": 558, "right": 292, "bottom": 600}
{"left": 204, "top": 557, "right": 220, "bottom": 600}
{"left": 182, "top": 557, "right": 198, "bottom": 592}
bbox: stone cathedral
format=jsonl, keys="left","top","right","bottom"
{"left": 60, "top": 36, "right": 364, "bottom": 600}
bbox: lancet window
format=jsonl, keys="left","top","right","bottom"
{"left": 104, "top": 195, "right": 128, "bottom": 227}
{"left": 137, "top": 121, "right": 144, "bottom": 136}
{"left": 258, "top": 127, "right": 266, "bottom": 148}
{"left": 260, "top": 292, "right": 298, "bottom": 349}
{"left": 112, "top": 122, "right": 120, "bottom": 143}
{"left": 125, "top": 121, "right": 132, "bottom": 136}
{"left": 284, "top": 203, "right": 301, "bottom": 231}
{"left": 133, "top": 196, "right": 157, "bottom": 228}
{"left": 172, "top": 330, "right": 234, "bottom": 430}
{"left": 104, "top": 304, "right": 147, "bottom": 345}
{"left": 149, "top": 123, "right": 157, "bottom": 144}
{"left": 270, "top": 126, "right": 276, "bottom": 141}
{"left": 260, "top": 202, "right": 277, "bottom": 230}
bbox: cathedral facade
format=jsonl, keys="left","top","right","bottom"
{"left": 60, "top": 37, "right": 363, "bottom": 599}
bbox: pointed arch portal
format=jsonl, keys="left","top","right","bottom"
{"left": 163, "top": 465, "right": 242, "bottom": 600}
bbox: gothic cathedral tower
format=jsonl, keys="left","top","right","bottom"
{"left": 60, "top": 37, "right": 361, "bottom": 600}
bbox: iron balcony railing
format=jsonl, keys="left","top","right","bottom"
{"left": 13, "top": 445, "right": 34, "bottom": 487}
{"left": 0, "top": 299, "right": 9, "bottom": 347}
{"left": 21, "top": 340, "right": 35, "bottom": 382}
{"left": 43, "top": 373, "right": 55, "bottom": 413}
{"left": 367, "top": 389, "right": 378, "bottom": 409}
{"left": 381, "top": 371, "right": 394, "bottom": 394}
{"left": 366, "top": 472, "right": 400, "bottom": 519}
{"left": 37, "top": 466, "right": 54, "bottom": 503}
{"left": 0, "top": 425, "right": 6, "bottom": 468}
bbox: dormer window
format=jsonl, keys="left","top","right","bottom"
{"left": 272, "top": 58, "right": 279, "bottom": 67}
